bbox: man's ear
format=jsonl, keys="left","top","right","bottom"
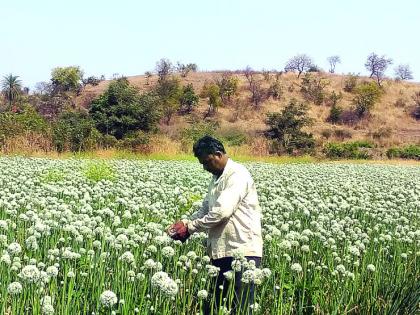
{"left": 214, "top": 151, "right": 223, "bottom": 159}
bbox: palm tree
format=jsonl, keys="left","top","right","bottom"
{"left": 1, "top": 74, "right": 22, "bottom": 110}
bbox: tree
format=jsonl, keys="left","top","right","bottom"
{"left": 352, "top": 81, "right": 382, "bottom": 117}
{"left": 364, "top": 53, "right": 393, "bottom": 86}
{"left": 200, "top": 82, "right": 221, "bottom": 116}
{"left": 394, "top": 64, "right": 413, "bottom": 81}
{"left": 327, "top": 56, "right": 341, "bottom": 73}
{"left": 299, "top": 73, "right": 329, "bottom": 105}
{"left": 179, "top": 83, "right": 199, "bottom": 114}
{"left": 215, "top": 72, "right": 239, "bottom": 105}
{"left": 89, "top": 77, "right": 161, "bottom": 139}
{"left": 243, "top": 66, "right": 265, "bottom": 108}
{"left": 176, "top": 62, "right": 198, "bottom": 77}
{"left": 52, "top": 109, "right": 96, "bottom": 152}
{"left": 1, "top": 74, "right": 22, "bottom": 110}
{"left": 51, "top": 66, "right": 84, "bottom": 93}
{"left": 284, "top": 54, "right": 314, "bottom": 78}
{"left": 155, "top": 58, "right": 173, "bottom": 82}
{"left": 265, "top": 99, "right": 315, "bottom": 154}
{"left": 144, "top": 71, "right": 152, "bottom": 85}
{"left": 154, "top": 76, "right": 183, "bottom": 124}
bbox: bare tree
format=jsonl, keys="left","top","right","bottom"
{"left": 155, "top": 58, "right": 173, "bottom": 82}
{"left": 284, "top": 54, "right": 314, "bottom": 78}
{"left": 244, "top": 66, "right": 255, "bottom": 88}
{"left": 394, "top": 64, "right": 413, "bottom": 81}
{"left": 364, "top": 53, "right": 393, "bottom": 86}
{"left": 327, "top": 55, "right": 341, "bottom": 73}
{"left": 144, "top": 71, "right": 152, "bottom": 85}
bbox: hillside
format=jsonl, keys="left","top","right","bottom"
{"left": 78, "top": 71, "right": 420, "bottom": 150}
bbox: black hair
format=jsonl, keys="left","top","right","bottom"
{"left": 193, "top": 135, "right": 226, "bottom": 157}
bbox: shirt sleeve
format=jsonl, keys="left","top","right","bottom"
{"left": 187, "top": 172, "right": 249, "bottom": 234}
{"left": 189, "top": 194, "right": 209, "bottom": 220}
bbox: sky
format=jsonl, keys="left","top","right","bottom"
{"left": 1, "top": 0, "right": 419, "bottom": 88}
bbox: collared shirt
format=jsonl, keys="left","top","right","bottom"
{"left": 184, "top": 158, "right": 263, "bottom": 259}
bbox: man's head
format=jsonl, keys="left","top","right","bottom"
{"left": 193, "top": 136, "right": 228, "bottom": 176}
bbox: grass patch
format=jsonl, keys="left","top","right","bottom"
{"left": 83, "top": 161, "right": 117, "bottom": 182}
{"left": 40, "top": 169, "right": 67, "bottom": 183}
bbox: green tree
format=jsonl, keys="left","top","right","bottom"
{"left": 179, "top": 83, "right": 199, "bottom": 114}
{"left": 299, "top": 73, "right": 329, "bottom": 105}
{"left": 265, "top": 99, "right": 314, "bottom": 154}
{"left": 52, "top": 109, "right": 96, "bottom": 152}
{"left": 89, "top": 78, "right": 161, "bottom": 139}
{"left": 154, "top": 76, "right": 183, "bottom": 124}
{"left": 200, "top": 82, "right": 221, "bottom": 116}
{"left": 352, "top": 82, "right": 382, "bottom": 117}
{"left": 1, "top": 74, "right": 22, "bottom": 110}
{"left": 51, "top": 66, "right": 84, "bottom": 93}
{"left": 215, "top": 72, "right": 239, "bottom": 104}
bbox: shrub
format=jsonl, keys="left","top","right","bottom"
{"left": 386, "top": 145, "right": 420, "bottom": 160}
{"left": 267, "top": 81, "right": 283, "bottom": 100}
{"left": 52, "top": 110, "right": 96, "bottom": 152}
{"left": 180, "top": 118, "right": 219, "bottom": 152}
{"left": 343, "top": 73, "right": 358, "bottom": 93}
{"left": 265, "top": 99, "right": 315, "bottom": 154}
{"left": 321, "top": 129, "right": 332, "bottom": 139}
{"left": 333, "top": 129, "right": 352, "bottom": 140}
{"left": 352, "top": 81, "right": 382, "bottom": 117}
{"left": 324, "top": 141, "right": 374, "bottom": 159}
{"left": 217, "top": 128, "right": 248, "bottom": 147}
{"left": 327, "top": 105, "right": 343, "bottom": 124}
{"left": 117, "top": 130, "right": 151, "bottom": 153}
{"left": 394, "top": 98, "right": 407, "bottom": 108}
{"left": 300, "top": 74, "right": 329, "bottom": 105}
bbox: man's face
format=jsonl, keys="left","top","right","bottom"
{"left": 197, "top": 153, "right": 222, "bottom": 175}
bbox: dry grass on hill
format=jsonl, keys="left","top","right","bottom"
{"left": 79, "top": 71, "right": 420, "bottom": 148}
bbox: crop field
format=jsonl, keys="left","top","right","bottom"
{"left": 0, "top": 157, "right": 419, "bottom": 314}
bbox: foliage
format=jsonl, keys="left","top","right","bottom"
{"left": 180, "top": 118, "right": 219, "bottom": 145}
{"left": 83, "top": 161, "right": 116, "bottom": 182}
{"left": 154, "top": 76, "right": 183, "bottom": 124}
{"left": 217, "top": 128, "right": 248, "bottom": 146}
{"left": 284, "top": 54, "right": 314, "bottom": 77}
{"left": 0, "top": 105, "right": 48, "bottom": 140}
{"left": 411, "top": 91, "right": 420, "bottom": 120}
{"left": 52, "top": 109, "right": 97, "bottom": 152}
{"left": 89, "top": 78, "right": 161, "bottom": 139}
{"left": 1, "top": 74, "right": 22, "bottom": 109}
{"left": 386, "top": 145, "right": 420, "bottom": 160}
{"left": 117, "top": 130, "right": 151, "bottom": 152}
{"left": 352, "top": 81, "right": 382, "bottom": 117}
{"left": 268, "top": 80, "right": 283, "bottom": 100}
{"left": 323, "top": 141, "right": 374, "bottom": 159}
{"left": 215, "top": 72, "right": 239, "bottom": 105}
{"left": 51, "top": 66, "right": 84, "bottom": 93}
{"left": 176, "top": 62, "right": 198, "bottom": 77}
{"left": 155, "top": 58, "right": 173, "bottom": 82}
{"left": 265, "top": 99, "right": 315, "bottom": 154}
{"left": 343, "top": 73, "right": 359, "bottom": 93}
{"left": 82, "top": 76, "right": 103, "bottom": 86}
{"left": 200, "top": 82, "right": 221, "bottom": 116}
{"left": 299, "top": 74, "right": 329, "bottom": 105}
{"left": 179, "top": 84, "right": 199, "bottom": 114}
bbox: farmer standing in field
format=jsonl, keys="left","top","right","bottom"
{"left": 167, "top": 136, "right": 263, "bottom": 314}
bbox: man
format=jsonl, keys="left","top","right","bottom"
{"left": 167, "top": 136, "right": 263, "bottom": 314}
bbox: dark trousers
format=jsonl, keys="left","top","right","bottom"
{"left": 203, "top": 256, "right": 261, "bottom": 315}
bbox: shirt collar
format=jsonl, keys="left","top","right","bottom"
{"left": 213, "top": 158, "right": 233, "bottom": 184}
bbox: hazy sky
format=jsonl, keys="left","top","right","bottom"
{"left": 1, "top": 0, "right": 419, "bottom": 88}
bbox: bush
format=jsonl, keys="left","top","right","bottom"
{"left": 394, "top": 98, "right": 407, "bottom": 108}
{"left": 52, "top": 110, "right": 96, "bottom": 152}
{"left": 327, "top": 105, "right": 343, "bottom": 124}
{"left": 300, "top": 73, "right": 329, "bottom": 105}
{"left": 89, "top": 78, "right": 161, "bottom": 139}
{"left": 217, "top": 128, "right": 248, "bottom": 147}
{"left": 343, "top": 73, "right": 358, "bottom": 93}
{"left": 117, "top": 130, "right": 151, "bottom": 153}
{"left": 267, "top": 81, "right": 283, "bottom": 100}
{"left": 352, "top": 81, "right": 382, "bottom": 117}
{"left": 324, "top": 141, "right": 374, "bottom": 159}
{"left": 333, "top": 129, "right": 352, "bottom": 140}
{"left": 386, "top": 145, "right": 420, "bottom": 160}
{"left": 265, "top": 99, "right": 315, "bottom": 154}
{"left": 180, "top": 119, "right": 219, "bottom": 151}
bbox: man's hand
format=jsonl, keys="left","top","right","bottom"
{"left": 167, "top": 221, "right": 190, "bottom": 243}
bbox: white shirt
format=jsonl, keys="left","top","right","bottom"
{"left": 184, "top": 158, "right": 263, "bottom": 259}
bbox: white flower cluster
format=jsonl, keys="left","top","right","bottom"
{"left": 151, "top": 271, "right": 178, "bottom": 297}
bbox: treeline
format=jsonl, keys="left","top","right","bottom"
{"left": 0, "top": 55, "right": 419, "bottom": 159}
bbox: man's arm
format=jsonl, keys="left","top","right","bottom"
{"left": 190, "top": 194, "right": 209, "bottom": 220}
{"left": 186, "top": 173, "right": 249, "bottom": 234}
